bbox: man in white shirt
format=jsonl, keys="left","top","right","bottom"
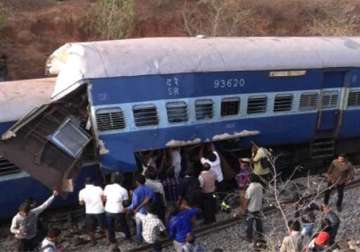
{"left": 10, "top": 190, "right": 58, "bottom": 251}
{"left": 199, "top": 143, "right": 224, "bottom": 182}
{"left": 244, "top": 174, "right": 264, "bottom": 242}
{"left": 200, "top": 143, "right": 225, "bottom": 198}
{"left": 79, "top": 177, "right": 105, "bottom": 246}
{"left": 103, "top": 173, "right": 131, "bottom": 243}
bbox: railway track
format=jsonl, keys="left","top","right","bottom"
{"left": 129, "top": 177, "right": 360, "bottom": 252}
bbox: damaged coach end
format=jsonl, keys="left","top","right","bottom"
{"left": 0, "top": 84, "right": 97, "bottom": 192}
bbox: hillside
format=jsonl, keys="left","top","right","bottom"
{"left": 1, "top": 0, "right": 360, "bottom": 80}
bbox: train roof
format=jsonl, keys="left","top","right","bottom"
{"left": 47, "top": 37, "right": 360, "bottom": 100}
{"left": 0, "top": 78, "right": 55, "bottom": 122}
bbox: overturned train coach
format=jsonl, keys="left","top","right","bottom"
{"left": 1, "top": 37, "right": 360, "bottom": 217}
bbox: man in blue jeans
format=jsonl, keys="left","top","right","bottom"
{"left": 104, "top": 173, "right": 131, "bottom": 243}
{"left": 126, "top": 174, "right": 155, "bottom": 242}
{"left": 168, "top": 197, "right": 199, "bottom": 252}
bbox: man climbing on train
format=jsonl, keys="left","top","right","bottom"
{"left": 250, "top": 143, "right": 272, "bottom": 187}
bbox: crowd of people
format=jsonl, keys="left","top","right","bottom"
{"left": 9, "top": 142, "right": 356, "bottom": 252}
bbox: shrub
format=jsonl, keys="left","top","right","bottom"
{"left": 0, "top": 3, "right": 7, "bottom": 29}
{"left": 86, "top": 0, "right": 136, "bottom": 40}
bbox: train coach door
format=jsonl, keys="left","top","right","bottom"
{"left": 317, "top": 71, "right": 346, "bottom": 132}
{"left": 317, "top": 90, "right": 339, "bottom": 131}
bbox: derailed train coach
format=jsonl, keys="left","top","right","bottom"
{"left": 1, "top": 37, "right": 360, "bottom": 195}
{"left": 0, "top": 78, "right": 99, "bottom": 219}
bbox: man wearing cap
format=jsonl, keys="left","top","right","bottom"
{"left": 307, "top": 231, "right": 330, "bottom": 252}
{"left": 320, "top": 204, "right": 340, "bottom": 246}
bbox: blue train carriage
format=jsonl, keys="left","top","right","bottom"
{"left": 0, "top": 78, "right": 99, "bottom": 220}
{"left": 2, "top": 37, "right": 360, "bottom": 194}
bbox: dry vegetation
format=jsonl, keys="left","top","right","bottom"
{"left": 85, "top": 0, "right": 136, "bottom": 40}
{"left": 181, "top": 0, "right": 360, "bottom": 36}
{"left": 1, "top": 0, "right": 360, "bottom": 79}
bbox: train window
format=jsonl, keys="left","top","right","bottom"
{"left": 133, "top": 104, "right": 159, "bottom": 127}
{"left": 348, "top": 90, "right": 360, "bottom": 107}
{"left": 321, "top": 91, "right": 338, "bottom": 108}
{"left": 299, "top": 93, "right": 319, "bottom": 111}
{"left": 96, "top": 108, "right": 126, "bottom": 131}
{"left": 247, "top": 96, "right": 267, "bottom": 114}
{"left": 221, "top": 97, "right": 240, "bottom": 116}
{"left": 48, "top": 118, "right": 92, "bottom": 158}
{"left": 274, "top": 95, "right": 293, "bottom": 112}
{"left": 166, "top": 101, "right": 188, "bottom": 123}
{"left": 195, "top": 99, "right": 213, "bottom": 120}
{"left": 0, "top": 156, "right": 21, "bottom": 176}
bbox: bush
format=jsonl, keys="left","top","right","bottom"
{"left": 86, "top": 0, "right": 136, "bottom": 40}
{"left": 0, "top": 3, "right": 7, "bottom": 29}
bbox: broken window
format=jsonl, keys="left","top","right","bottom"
{"left": 0, "top": 86, "right": 95, "bottom": 192}
{"left": 247, "top": 96, "right": 267, "bottom": 114}
{"left": 221, "top": 97, "right": 240, "bottom": 116}
{"left": 299, "top": 93, "right": 319, "bottom": 111}
{"left": 195, "top": 99, "right": 213, "bottom": 120}
{"left": 348, "top": 90, "right": 360, "bottom": 107}
{"left": 321, "top": 91, "right": 338, "bottom": 109}
{"left": 274, "top": 94, "right": 293, "bottom": 112}
{"left": 96, "top": 108, "right": 125, "bottom": 131}
{"left": 133, "top": 104, "right": 159, "bottom": 127}
{"left": 166, "top": 101, "right": 188, "bottom": 123}
{"left": 48, "top": 118, "right": 91, "bottom": 158}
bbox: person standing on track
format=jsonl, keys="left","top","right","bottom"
{"left": 79, "top": 177, "right": 106, "bottom": 246}
{"left": 126, "top": 174, "right": 155, "bottom": 243}
{"left": 10, "top": 190, "right": 58, "bottom": 252}
{"left": 243, "top": 174, "right": 264, "bottom": 243}
{"left": 198, "top": 162, "right": 217, "bottom": 224}
{"left": 168, "top": 197, "right": 199, "bottom": 252}
{"left": 199, "top": 143, "right": 224, "bottom": 193}
{"left": 324, "top": 154, "right": 354, "bottom": 212}
{"left": 103, "top": 173, "right": 131, "bottom": 244}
